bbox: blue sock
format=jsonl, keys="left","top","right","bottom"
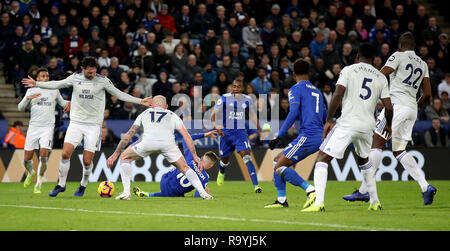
{"left": 281, "top": 167, "right": 311, "bottom": 191}
{"left": 243, "top": 155, "right": 258, "bottom": 186}
{"left": 219, "top": 161, "right": 228, "bottom": 174}
{"left": 148, "top": 192, "right": 161, "bottom": 197}
{"left": 274, "top": 171, "right": 286, "bottom": 198}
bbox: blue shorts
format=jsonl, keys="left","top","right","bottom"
{"left": 218, "top": 132, "right": 251, "bottom": 158}
{"left": 282, "top": 134, "right": 322, "bottom": 163}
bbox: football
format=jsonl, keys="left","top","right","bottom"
{"left": 98, "top": 181, "right": 115, "bottom": 198}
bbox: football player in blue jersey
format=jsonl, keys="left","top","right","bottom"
{"left": 133, "top": 130, "right": 219, "bottom": 198}
{"left": 265, "top": 59, "right": 327, "bottom": 208}
{"left": 211, "top": 79, "right": 263, "bottom": 193}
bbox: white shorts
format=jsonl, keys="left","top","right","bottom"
{"left": 375, "top": 105, "right": 416, "bottom": 143}
{"left": 24, "top": 125, "right": 54, "bottom": 151}
{"left": 320, "top": 126, "right": 373, "bottom": 159}
{"left": 64, "top": 122, "right": 102, "bottom": 152}
{"left": 131, "top": 139, "right": 182, "bottom": 163}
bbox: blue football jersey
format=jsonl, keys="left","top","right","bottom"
{"left": 288, "top": 81, "right": 327, "bottom": 135}
{"left": 214, "top": 93, "right": 255, "bottom": 135}
{"left": 163, "top": 134, "right": 209, "bottom": 195}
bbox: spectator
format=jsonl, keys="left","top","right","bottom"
{"left": 438, "top": 73, "right": 450, "bottom": 97}
{"left": 321, "top": 42, "right": 341, "bottom": 71}
{"left": 226, "top": 17, "right": 242, "bottom": 44}
{"left": 106, "top": 36, "right": 126, "bottom": 64}
{"left": 175, "top": 5, "right": 192, "bottom": 35}
{"left": 425, "top": 98, "right": 450, "bottom": 124}
{"left": 99, "top": 15, "right": 115, "bottom": 41}
{"left": 152, "top": 69, "right": 172, "bottom": 97}
{"left": 279, "top": 97, "right": 290, "bottom": 120}
{"left": 14, "top": 39, "right": 40, "bottom": 79}
{"left": 217, "top": 55, "right": 240, "bottom": 84}
{"left": 310, "top": 31, "right": 327, "bottom": 59}
{"left": 3, "top": 121, "right": 25, "bottom": 149}
{"left": 170, "top": 44, "right": 187, "bottom": 80}
{"left": 353, "top": 19, "right": 368, "bottom": 42}
{"left": 215, "top": 71, "right": 230, "bottom": 94}
{"left": 107, "top": 57, "right": 124, "bottom": 84}
{"left": 340, "top": 43, "right": 355, "bottom": 67}
{"left": 228, "top": 43, "right": 246, "bottom": 70}
{"left": 134, "top": 76, "right": 154, "bottom": 98}
{"left": 260, "top": 19, "right": 279, "bottom": 51}
{"left": 369, "top": 19, "right": 391, "bottom": 44}
{"left": 52, "top": 14, "right": 69, "bottom": 40}
{"left": 322, "top": 83, "right": 333, "bottom": 109}
{"left": 440, "top": 91, "right": 450, "bottom": 115}
{"left": 202, "top": 63, "right": 217, "bottom": 89}
{"left": 230, "top": 1, "right": 249, "bottom": 28}
{"left": 218, "top": 29, "right": 234, "bottom": 56}
{"left": 209, "top": 44, "right": 224, "bottom": 70}
{"left": 132, "top": 44, "right": 154, "bottom": 76}
{"left": 313, "top": 17, "right": 331, "bottom": 41}
{"left": 152, "top": 43, "right": 171, "bottom": 75}
{"left": 242, "top": 57, "right": 258, "bottom": 84}
{"left": 278, "top": 14, "right": 295, "bottom": 39}
{"left": 191, "top": 3, "right": 213, "bottom": 37}
{"left": 97, "top": 49, "right": 111, "bottom": 68}
{"left": 424, "top": 118, "right": 449, "bottom": 148}
{"left": 87, "top": 26, "right": 105, "bottom": 57}
{"left": 156, "top": 4, "right": 177, "bottom": 34}
{"left": 101, "top": 126, "right": 120, "bottom": 148}
{"left": 251, "top": 67, "right": 272, "bottom": 95}
{"left": 63, "top": 26, "right": 83, "bottom": 59}
{"left": 242, "top": 17, "right": 262, "bottom": 53}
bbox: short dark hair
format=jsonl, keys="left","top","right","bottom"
{"left": 81, "top": 56, "right": 99, "bottom": 69}
{"left": 358, "top": 43, "right": 376, "bottom": 59}
{"left": 293, "top": 58, "right": 310, "bottom": 75}
{"left": 13, "top": 121, "right": 23, "bottom": 127}
{"left": 399, "top": 32, "right": 415, "bottom": 49}
{"left": 204, "top": 151, "right": 219, "bottom": 163}
{"left": 36, "top": 68, "right": 48, "bottom": 77}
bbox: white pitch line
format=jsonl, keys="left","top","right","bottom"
{"left": 0, "top": 204, "right": 411, "bottom": 231}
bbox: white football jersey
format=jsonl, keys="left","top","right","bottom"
{"left": 384, "top": 50, "right": 429, "bottom": 110}
{"left": 133, "top": 107, "right": 184, "bottom": 142}
{"left": 18, "top": 87, "right": 68, "bottom": 127}
{"left": 36, "top": 73, "right": 142, "bottom": 126}
{"left": 335, "top": 62, "right": 390, "bottom": 133}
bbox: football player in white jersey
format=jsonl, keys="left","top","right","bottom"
{"left": 343, "top": 32, "right": 437, "bottom": 205}
{"left": 302, "top": 44, "right": 393, "bottom": 212}
{"left": 22, "top": 57, "right": 153, "bottom": 197}
{"left": 18, "top": 68, "right": 70, "bottom": 193}
{"left": 106, "top": 95, "right": 213, "bottom": 200}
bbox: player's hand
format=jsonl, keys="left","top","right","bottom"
{"left": 106, "top": 153, "right": 119, "bottom": 168}
{"left": 141, "top": 96, "right": 153, "bottom": 107}
{"left": 382, "top": 125, "right": 392, "bottom": 139}
{"left": 269, "top": 137, "right": 280, "bottom": 150}
{"left": 204, "top": 130, "right": 218, "bottom": 138}
{"left": 26, "top": 93, "right": 41, "bottom": 100}
{"left": 214, "top": 126, "right": 224, "bottom": 136}
{"left": 22, "top": 75, "right": 37, "bottom": 88}
{"left": 63, "top": 101, "right": 71, "bottom": 113}
{"left": 322, "top": 121, "right": 335, "bottom": 140}
{"left": 194, "top": 155, "right": 203, "bottom": 172}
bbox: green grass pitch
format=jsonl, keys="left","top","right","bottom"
{"left": 0, "top": 180, "right": 449, "bottom": 231}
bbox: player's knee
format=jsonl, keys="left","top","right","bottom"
{"left": 317, "top": 151, "right": 332, "bottom": 163}
{"left": 83, "top": 159, "right": 92, "bottom": 167}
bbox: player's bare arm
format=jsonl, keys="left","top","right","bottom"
{"left": 323, "top": 84, "right": 345, "bottom": 139}
{"left": 417, "top": 77, "right": 431, "bottom": 107}
{"left": 177, "top": 124, "right": 201, "bottom": 169}
{"left": 107, "top": 125, "right": 140, "bottom": 168}
{"left": 211, "top": 109, "right": 224, "bottom": 136}
{"left": 381, "top": 97, "right": 394, "bottom": 138}
{"left": 26, "top": 93, "right": 41, "bottom": 100}
{"left": 380, "top": 66, "right": 395, "bottom": 77}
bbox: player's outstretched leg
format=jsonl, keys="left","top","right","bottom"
{"left": 395, "top": 150, "right": 437, "bottom": 205}
{"left": 116, "top": 160, "right": 132, "bottom": 200}
{"left": 360, "top": 160, "right": 382, "bottom": 210}
{"left": 34, "top": 157, "right": 48, "bottom": 194}
{"left": 241, "top": 153, "right": 262, "bottom": 193}
{"left": 302, "top": 160, "right": 328, "bottom": 212}
{"left": 216, "top": 160, "right": 229, "bottom": 187}
{"left": 23, "top": 159, "right": 35, "bottom": 188}
{"left": 265, "top": 170, "right": 288, "bottom": 208}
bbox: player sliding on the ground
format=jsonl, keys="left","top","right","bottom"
{"left": 211, "top": 79, "right": 263, "bottom": 193}
{"left": 134, "top": 131, "right": 219, "bottom": 198}
{"left": 106, "top": 95, "right": 214, "bottom": 200}
{"left": 342, "top": 32, "right": 437, "bottom": 205}
{"left": 302, "top": 43, "right": 393, "bottom": 212}
{"left": 265, "top": 59, "right": 326, "bottom": 209}
{"left": 22, "top": 57, "right": 153, "bottom": 197}
{"left": 18, "top": 68, "right": 70, "bottom": 193}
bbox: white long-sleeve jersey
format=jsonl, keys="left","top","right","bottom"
{"left": 18, "top": 87, "right": 68, "bottom": 127}
{"left": 36, "top": 72, "right": 142, "bottom": 126}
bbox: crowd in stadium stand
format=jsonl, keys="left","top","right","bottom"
{"left": 0, "top": 0, "right": 449, "bottom": 148}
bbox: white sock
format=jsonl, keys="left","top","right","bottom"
{"left": 184, "top": 168, "right": 207, "bottom": 196}
{"left": 24, "top": 160, "right": 34, "bottom": 175}
{"left": 35, "top": 157, "right": 48, "bottom": 189}
{"left": 360, "top": 149, "right": 382, "bottom": 194}
{"left": 306, "top": 185, "right": 315, "bottom": 194}
{"left": 360, "top": 161, "right": 379, "bottom": 204}
{"left": 277, "top": 196, "right": 287, "bottom": 203}
{"left": 81, "top": 162, "right": 93, "bottom": 187}
{"left": 397, "top": 151, "right": 429, "bottom": 192}
{"left": 58, "top": 159, "right": 70, "bottom": 187}
{"left": 313, "top": 162, "right": 328, "bottom": 205}
{"left": 120, "top": 161, "right": 132, "bottom": 194}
